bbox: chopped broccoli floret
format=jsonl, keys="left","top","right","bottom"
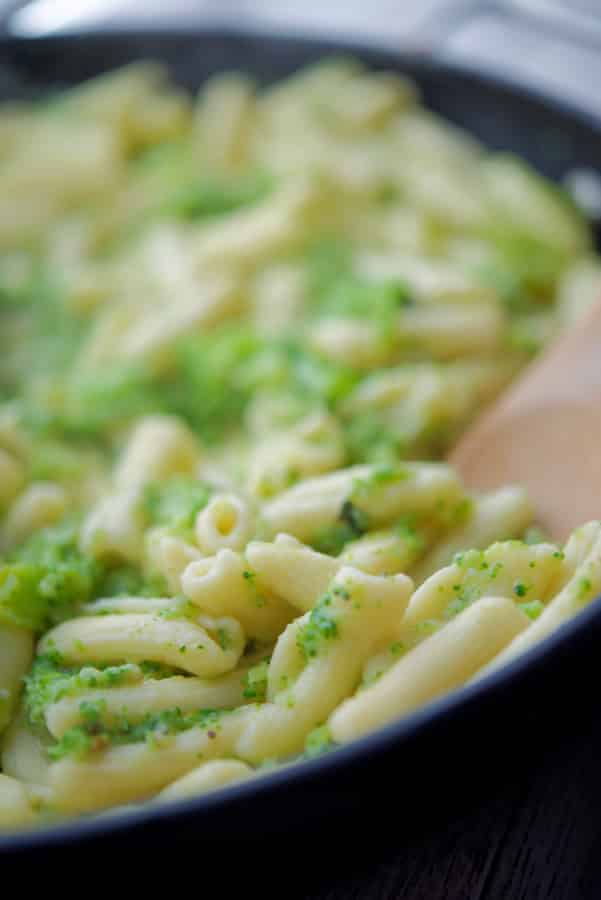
{"left": 296, "top": 592, "right": 339, "bottom": 659}
{"left": 304, "top": 724, "right": 335, "bottom": 758}
{"left": 0, "top": 521, "right": 100, "bottom": 631}
{"left": 242, "top": 659, "right": 270, "bottom": 701}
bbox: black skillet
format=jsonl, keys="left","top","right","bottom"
{"left": 1, "top": 29, "right": 601, "bottom": 861}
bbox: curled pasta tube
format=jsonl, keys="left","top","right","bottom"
{"left": 194, "top": 493, "right": 253, "bottom": 554}
{"left": 114, "top": 415, "right": 201, "bottom": 491}
{"left": 0, "top": 624, "right": 33, "bottom": 733}
{"left": 47, "top": 707, "right": 254, "bottom": 813}
{"left": 329, "top": 596, "right": 529, "bottom": 743}
{"left": 245, "top": 534, "right": 339, "bottom": 613}
{"left": 0, "top": 773, "right": 35, "bottom": 829}
{"left": 156, "top": 759, "right": 253, "bottom": 803}
{"left": 39, "top": 612, "right": 244, "bottom": 678}
{"left": 235, "top": 567, "right": 413, "bottom": 762}
{"left": 182, "top": 548, "right": 294, "bottom": 641}
{"left": 474, "top": 522, "right": 601, "bottom": 678}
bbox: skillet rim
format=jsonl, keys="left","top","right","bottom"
{"left": 1, "top": 24, "right": 601, "bottom": 854}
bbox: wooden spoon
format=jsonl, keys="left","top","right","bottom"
{"left": 450, "top": 299, "right": 601, "bottom": 542}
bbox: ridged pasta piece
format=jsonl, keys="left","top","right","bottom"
{"left": 182, "top": 548, "right": 294, "bottom": 641}
{"left": 245, "top": 534, "right": 340, "bottom": 613}
{"left": 234, "top": 566, "right": 413, "bottom": 762}
{"left": 329, "top": 596, "right": 529, "bottom": 742}
{"left": 80, "top": 486, "right": 145, "bottom": 563}
{"left": 412, "top": 486, "right": 533, "bottom": 583}
{"left": 0, "top": 624, "right": 34, "bottom": 733}
{"left": 261, "top": 463, "right": 464, "bottom": 542}
{"left": 39, "top": 612, "right": 244, "bottom": 677}
{"left": 340, "top": 528, "right": 432, "bottom": 576}
{"left": 46, "top": 707, "right": 253, "bottom": 812}
{"left": 474, "top": 522, "right": 601, "bottom": 677}
{"left": 45, "top": 668, "right": 251, "bottom": 738}
{"left": 114, "top": 415, "right": 201, "bottom": 490}
{"left": 398, "top": 540, "right": 565, "bottom": 650}
{"left": 156, "top": 759, "right": 253, "bottom": 802}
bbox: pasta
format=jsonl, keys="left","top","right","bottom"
{"left": 0, "top": 56, "right": 599, "bottom": 829}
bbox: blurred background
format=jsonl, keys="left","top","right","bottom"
{"left": 0, "top": 1, "right": 600, "bottom": 117}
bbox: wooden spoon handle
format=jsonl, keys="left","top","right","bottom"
{"left": 450, "top": 300, "right": 601, "bottom": 541}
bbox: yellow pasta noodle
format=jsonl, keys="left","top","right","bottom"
{"left": 329, "top": 596, "right": 529, "bottom": 742}
{"left": 39, "top": 612, "right": 244, "bottom": 677}
{"left": 156, "top": 759, "right": 253, "bottom": 802}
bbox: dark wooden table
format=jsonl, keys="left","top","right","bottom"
{"left": 291, "top": 703, "right": 601, "bottom": 900}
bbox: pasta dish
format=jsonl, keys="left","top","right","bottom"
{"left": 1, "top": 58, "right": 600, "bottom": 828}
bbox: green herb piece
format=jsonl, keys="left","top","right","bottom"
{"left": 23, "top": 655, "right": 140, "bottom": 727}
{"left": 310, "top": 500, "right": 368, "bottom": 556}
{"left": 47, "top": 706, "right": 225, "bottom": 760}
{"left": 304, "top": 724, "right": 335, "bottom": 759}
{"left": 296, "top": 592, "right": 339, "bottom": 659}
{"left": 0, "top": 521, "right": 100, "bottom": 631}
{"left": 518, "top": 599, "right": 544, "bottom": 621}
{"left": 242, "top": 659, "right": 270, "bottom": 701}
